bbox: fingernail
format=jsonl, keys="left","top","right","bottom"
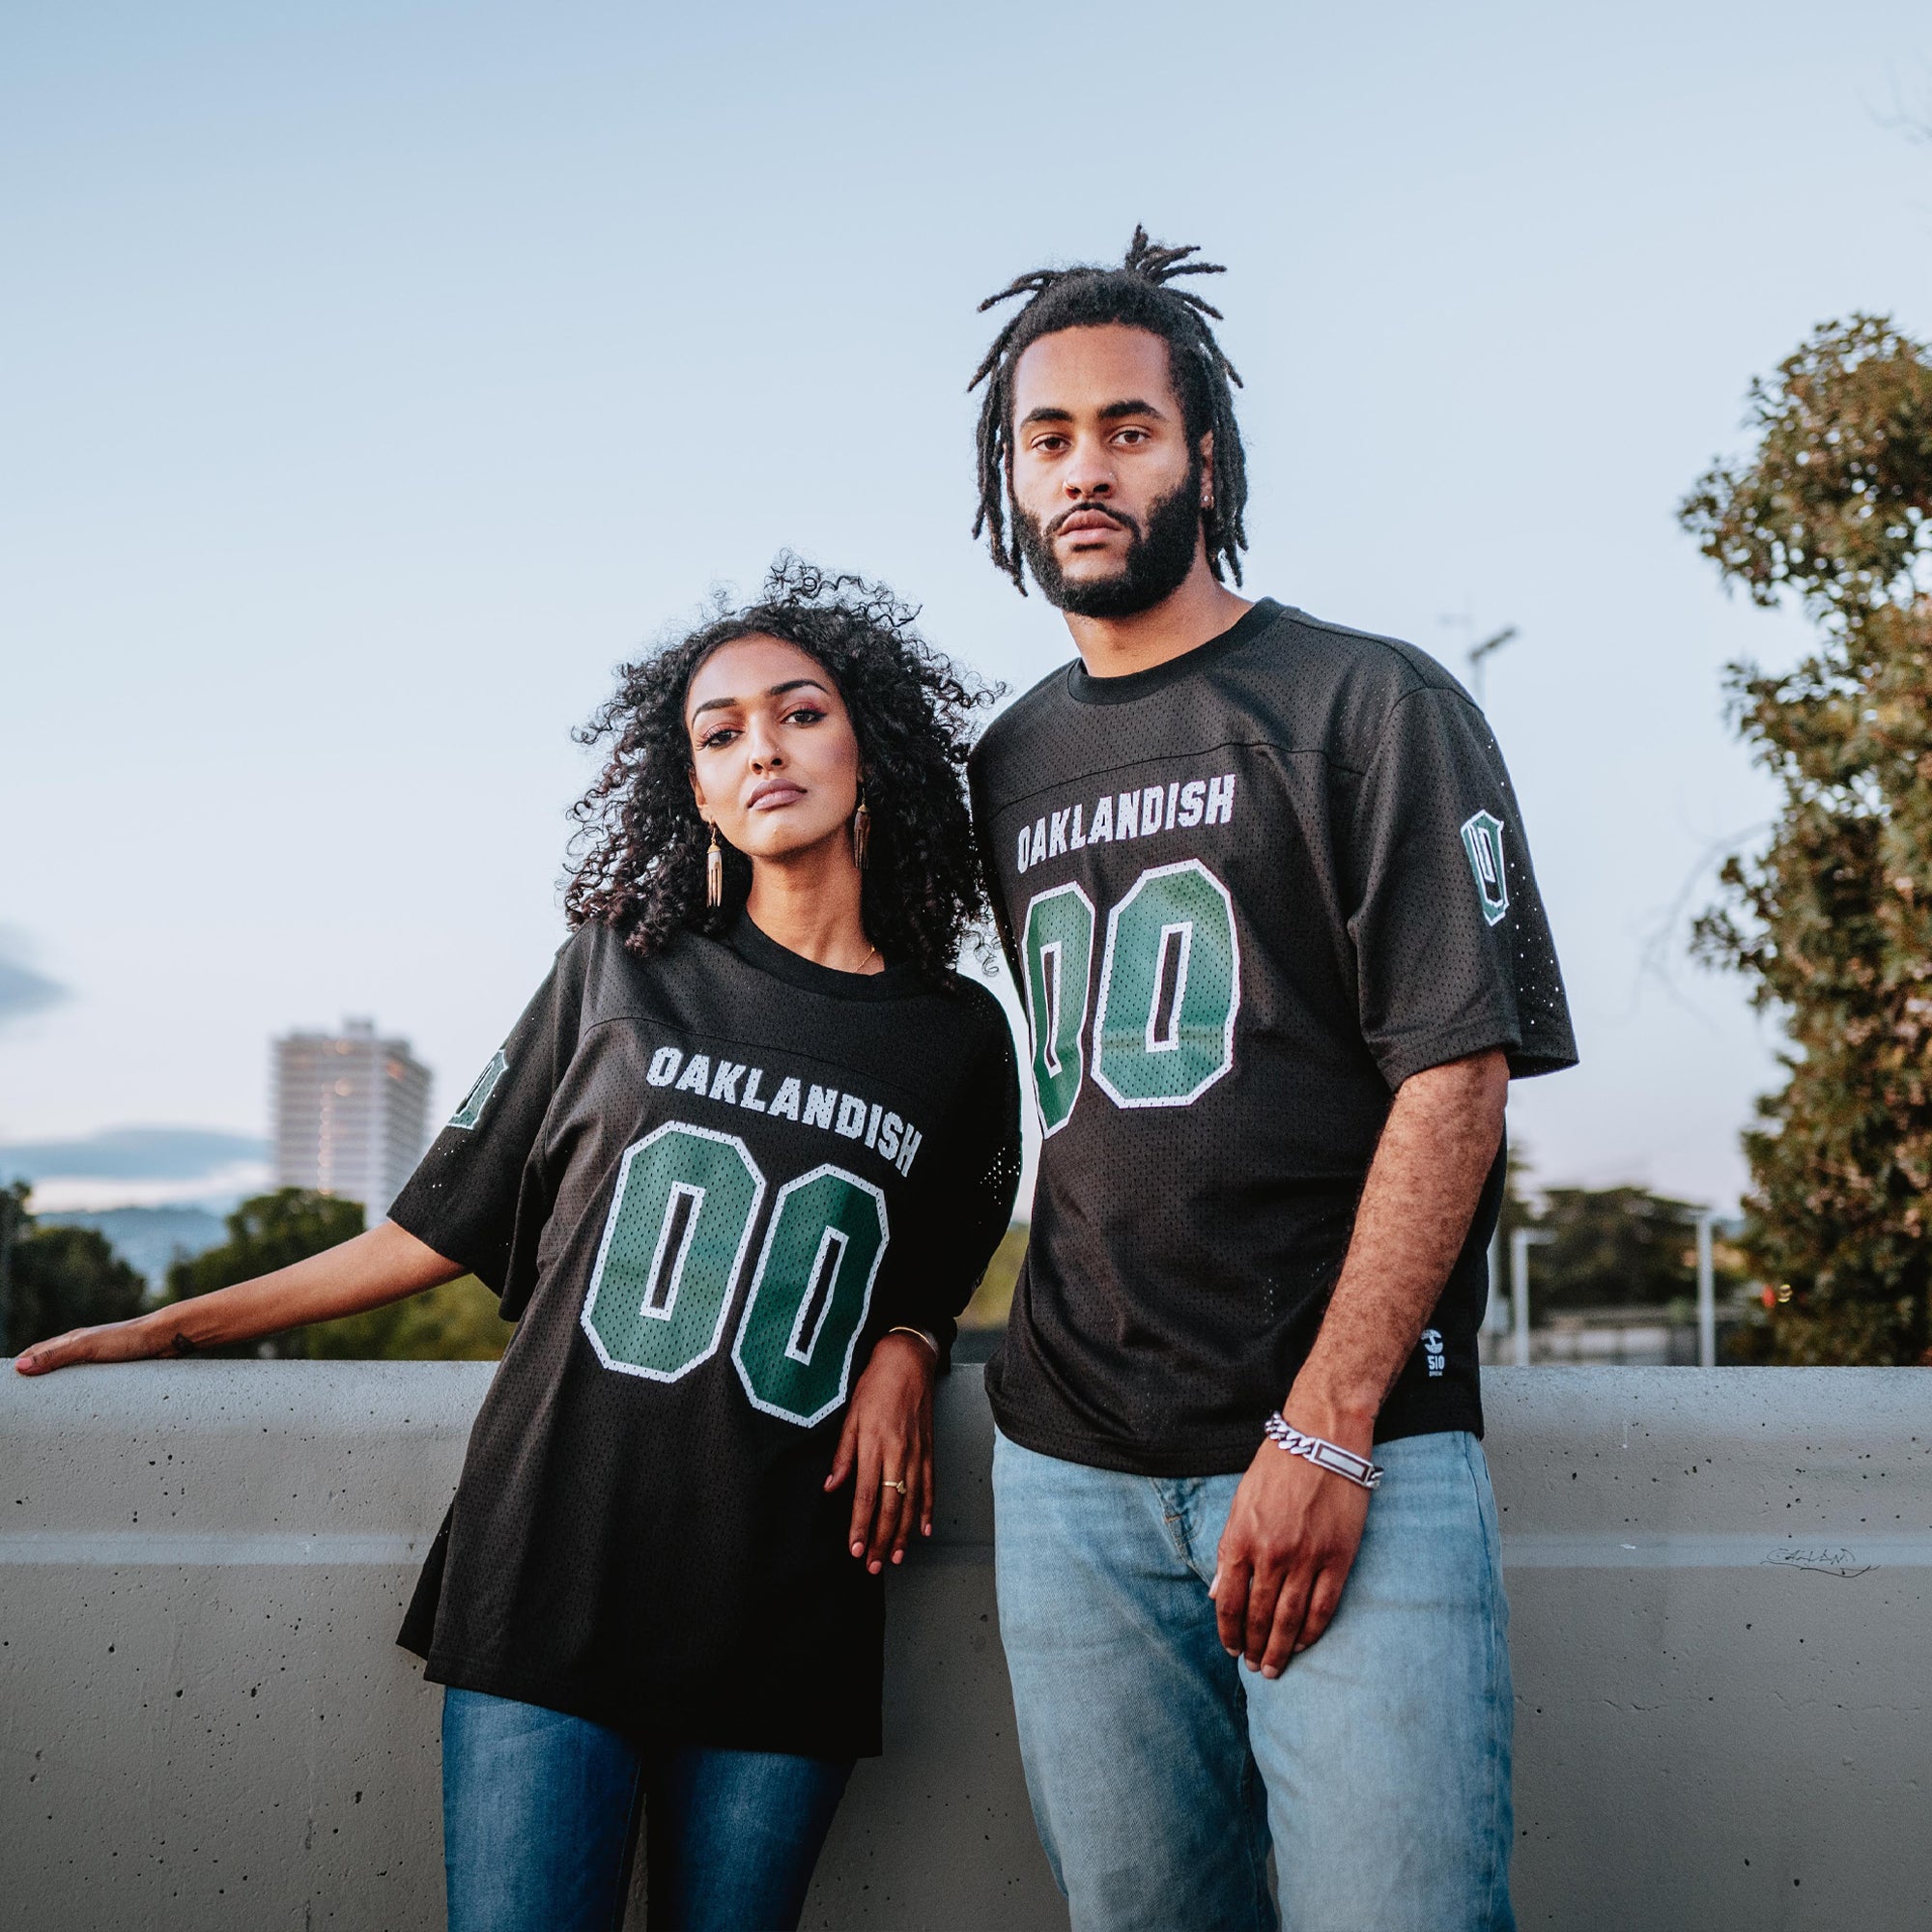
{"left": 1263, "top": 1666, "right": 1281, "bottom": 1680}
{"left": 892, "top": 1550, "right": 903, "bottom": 1565}
{"left": 851, "top": 1543, "right": 864, "bottom": 1557}
{"left": 922, "top": 1523, "right": 932, "bottom": 1536}
{"left": 868, "top": 1560, "right": 882, "bottom": 1574}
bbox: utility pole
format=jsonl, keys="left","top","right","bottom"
{"left": 1510, "top": 1227, "right": 1554, "bottom": 1368}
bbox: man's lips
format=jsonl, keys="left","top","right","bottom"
{"left": 1053, "top": 508, "right": 1130, "bottom": 539}
{"left": 747, "top": 780, "right": 807, "bottom": 810}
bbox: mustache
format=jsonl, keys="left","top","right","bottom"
{"left": 1043, "top": 501, "right": 1142, "bottom": 542}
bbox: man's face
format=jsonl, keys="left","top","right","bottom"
{"left": 1008, "top": 323, "right": 1208, "bottom": 616}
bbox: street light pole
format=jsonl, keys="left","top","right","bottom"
{"left": 1466, "top": 626, "right": 1519, "bottom": 711}
{"left": 1511, "top": 1228, "right": 1554, "bottom": 1368}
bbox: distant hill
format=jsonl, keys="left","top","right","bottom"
{"left": 37, "top": 1206, "right": 229, "bottom": 1292}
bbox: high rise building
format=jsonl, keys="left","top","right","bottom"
{"left": 272, "top": 1019, "right": 432, "bottom": 1215}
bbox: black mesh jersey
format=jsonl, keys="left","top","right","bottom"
{"left": 389, "top": 915, "right": 1020, "bottom": 1758}
{"left": 969, "top": 598, "right": 1576, "bottom": 1478}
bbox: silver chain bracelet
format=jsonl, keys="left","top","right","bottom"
{"left": 1263, "top": 1412, "right": 1384, "bottom": 1492}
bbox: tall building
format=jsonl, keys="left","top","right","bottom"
{"left": 272, "top": 1018, "right": 432, "bottom": 1215}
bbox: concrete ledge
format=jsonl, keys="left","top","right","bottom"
{"left": 2, "top": 1364, "right": 1927, "bottom": 1930}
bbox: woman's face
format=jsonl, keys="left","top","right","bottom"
{"left": 686, "top": 635, "right": 863, "bottom": 869}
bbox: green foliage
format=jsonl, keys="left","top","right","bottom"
{"left": 959, "top": 1222, "right": 1028, "bottom": 1331}
{"left": 1531, "top": 1186, "right": 1707, "bottom": 1312}
{"left": 1, "top": 1183, "right": 147, "bottom": 1352}
{"left": 162, "top": 1187, "right": 367, "bottom": 1358}
{"left": 1680, "top": 315, "right": 1932, "bottom": 1364}
{"left": 297, "top": 1274, "right": 514, "bottom": 1361}
{"left": 165, "top": 1188, "right": 368, "bottom": 1303}
{"left": 161, "top": 1187, "right": 513, "bottom": 1360}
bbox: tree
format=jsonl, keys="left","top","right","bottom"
{"left": 3, "top": 1184, "right": 147, "bottom": 1352}
{"left": 1680, "top": 315, "right": 1932, "bottom": 1363}
{"left": 164, "top": 1187, "right": 367, "bottom": 1358}
{"left": 162, "top": 1186, "right": 513, "bottom": 1360}
{"left": 1531, "top": 1186, "right": 1704, "bottom": 1313}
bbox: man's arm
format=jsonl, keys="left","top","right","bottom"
{"left": 1210, "top": 1047, "right": 1508, "bottom": 1677}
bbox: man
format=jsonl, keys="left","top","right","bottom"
{"left": 965, "top": 230, "right": 1577, "bottom": 1932}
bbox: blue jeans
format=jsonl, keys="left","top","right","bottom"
{"left": 440, "top": 1688, "right": 853, "bottom": 1932}
{"left": 993, "top": 1428, "right": 1515, "bottom": 1932}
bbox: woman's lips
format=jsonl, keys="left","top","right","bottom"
{"left": 747, "top": 781, "right": 807, "bottom": 810}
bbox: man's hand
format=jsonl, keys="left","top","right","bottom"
{"left": 1209, "top": 1049, "right": 1509, "bottom": 1676}
{"left": 1211, "top": 1430, "right": 1372, "bottom": 1678}
{"left": 824, "top": 1331, "right": 936, "bottom": 1575}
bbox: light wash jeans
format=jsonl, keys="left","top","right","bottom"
{"left": 993, "top": 1428, "right": 1515, "bottom": 1932}
{"left": 440, "top": 1687, "right": 852, "bottom": 1932}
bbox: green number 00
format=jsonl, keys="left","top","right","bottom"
{"left": 1020, "top": 884, "right": 1095, "bottom": 1137}
{"left": 1020, "top": 859, "right": 1241, "bottom": 1129}
{"left": 579, "top": 1123, "right": 888, "bottom": 1428}
{"left": 733, "top": 1164, "right": 888, "bottom": 1426}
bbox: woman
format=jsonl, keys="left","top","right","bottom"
{"left": 16, "top": 558, "right": 1022, "bottom": 1932}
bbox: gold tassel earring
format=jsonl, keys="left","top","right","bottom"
{"left": 705, "top": 820, "right": 724, "bottom": 909}
{"left": 852, "top": 783, "right": 871, "bottom": 870}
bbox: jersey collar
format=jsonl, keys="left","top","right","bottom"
{"left": 1064, "top": 597, "right": 1286, "bottom": 706}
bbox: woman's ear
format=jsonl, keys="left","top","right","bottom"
{"left": 689, "top": 767, "right": 708, "bottom": 818}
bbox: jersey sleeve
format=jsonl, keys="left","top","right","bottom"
{"left": 876, "top": 997, "right": 1023, "bottom": 1364}
{"left": 387, "top": 937, "right": 586, "bottom": 1304}
{"left": 1345, "top": 687, "right": 1577, "bottom": 1088}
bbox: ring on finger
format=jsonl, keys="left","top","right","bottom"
{"left": 882, "top": 1476, "right": 908, "bottom": 1494}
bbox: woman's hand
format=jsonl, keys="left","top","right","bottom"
{"left": 14, "top": 1312, "right": 181, "bottom": 1376}
{"left": 824, "top": 1330, "right": 937, "bottom": 1574}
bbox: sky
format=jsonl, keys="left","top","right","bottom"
{"left": 3, "top": 1, "right": 1930, "bottom": 1215}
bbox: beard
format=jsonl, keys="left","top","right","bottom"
{"left": 1013, "top": 457, "right": 1206, "bottom": 617}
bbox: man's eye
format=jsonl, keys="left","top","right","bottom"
{"left": 1032, "top": 435, "right": 1068, "bottom": 454}
{"left": 1115, "top": 428, "right": 1149, "bottom": 445}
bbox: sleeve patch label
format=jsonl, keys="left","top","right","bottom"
{"left": 448, "top": 1049, "right": 509, "bottom": 1130}
{"left": 1460, "top": 810, "right": 1510, "bottom": 927}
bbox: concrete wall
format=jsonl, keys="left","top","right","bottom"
{"left": 2, "top": 1363, "right": 1927, "bottom": 1931}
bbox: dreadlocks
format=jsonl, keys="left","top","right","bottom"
{"left": 969, "top": 226, "right": 1249, "bottom": 593}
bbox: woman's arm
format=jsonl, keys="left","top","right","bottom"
{"left": 12, "top": 1221, "right": 468, "bottom": 1376}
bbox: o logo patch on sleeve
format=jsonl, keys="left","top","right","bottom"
{"left": 448, "top": 1049, "right": 509, "bottom": 1129}
{"left": 1460, "top": 810, "right": 1510, "bottom": 927}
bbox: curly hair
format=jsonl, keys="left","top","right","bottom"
{"left": 565, "top": 557, "right": 997, "bottom": 982}
{"left": 969, "top": 225, "right": 1249, "bottom": 593}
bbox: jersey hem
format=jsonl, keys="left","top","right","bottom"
{"left": 985, "top": 1393, "right": 1485, "bottom": 1477}
{"left": 412, "top": 1648, "right": 884, "bottom": 1760}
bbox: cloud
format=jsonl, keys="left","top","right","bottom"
{"left": 0, "top": 928, "right": 66, "bottom": 1027}
{"left": 0, "top": 1126, "right": 270, "bottom": 1182}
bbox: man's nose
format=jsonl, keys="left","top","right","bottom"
{"left": 1063, "top": 433, "right": 1115, "bottom": 498}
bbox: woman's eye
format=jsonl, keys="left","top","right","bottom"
{"left": 783, "top": 706, "right": 826, "bottom": 726}
{"left": 700, "top": 727, "right": 738, "bottom": 750}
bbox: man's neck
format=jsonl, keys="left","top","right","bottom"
{"left": 1061, "top": 552, "right": 1253, "bottom": 680}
